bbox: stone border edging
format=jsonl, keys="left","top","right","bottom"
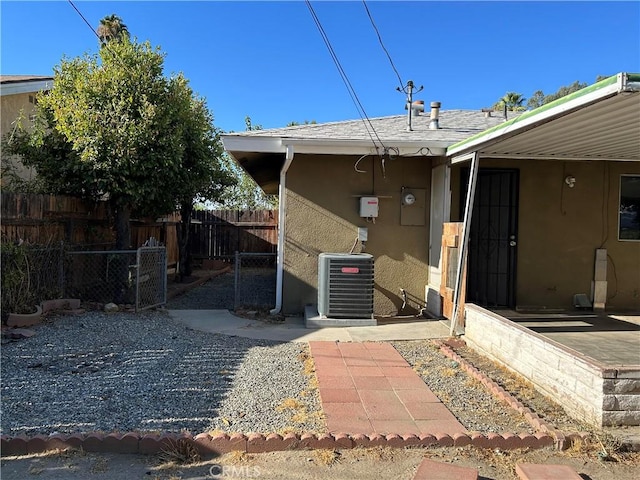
{"left": 1, "top": 335, "right": 593, "bottom": 458}
{"left": 436, "top": 338, "right": 589, "bottom": 450}
{"left": 2, "top": 430, "right": 573, "bottom": 457}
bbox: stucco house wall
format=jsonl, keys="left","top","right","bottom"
{"left": 450, "top": 159, "right": 640, "bottom": 311}
{"left": 1, "top": 91, "right": 39, "bottom": 183}
{"left": 282, "top": 153, "right": 433, "bottom": 316}
{"left": 1, "top": 76, "right": 53, "bottom": 186}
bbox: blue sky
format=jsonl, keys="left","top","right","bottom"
{"left": 2, "top": 1, "right": 639, "bottom": 133}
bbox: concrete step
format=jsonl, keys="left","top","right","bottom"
{"left": 413, "top": 458, "right": 478, "bottom": 480}
{"left": 515, "top": 463, "right": 582, "bottom": 480}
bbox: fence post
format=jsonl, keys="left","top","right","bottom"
{"left": 59, "top": 241, "right": 65, "bottom": 298}
{"left": 234, "top": 251, "right": 240, "bottom": 310}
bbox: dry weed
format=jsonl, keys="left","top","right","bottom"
{"left": 313, "top": 449, "right": 341, "bottom": 466}
{"left": 439, "top": 367, "right": 458, "bottom": 378}
{"left": 221, "top": 450, "right": 252, "bottom": 465}
{"left": 276, "top": 398, "right": 304, "bottom": 412}
{"left": 159, "top": 438, "right": 201, "bottom": 465}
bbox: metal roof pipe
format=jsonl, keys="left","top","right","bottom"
{"left": 270, "top": 144, "right": 295, "bottom": 315}
{"left": 429, "top": 101, "right": 441, "bottom": 130}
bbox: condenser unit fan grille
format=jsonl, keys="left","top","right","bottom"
{"left": 318, "top": 253, "right": 374, "bottom": 319}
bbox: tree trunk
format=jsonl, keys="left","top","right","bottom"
{"left": 177, "top": 202, "right": 194, "bottom": 281}
{"left": 112, "top": 203, "right": 132, "bottom": 304}
{"left": 114, "top": 204, "right": 132, "bottom": 250}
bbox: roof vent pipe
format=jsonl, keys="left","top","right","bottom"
{"left": 429, "top": 101, "right": 441, "bottom": 130}
{"left": 411, "top": 100, "right": 424, "bottom": 116}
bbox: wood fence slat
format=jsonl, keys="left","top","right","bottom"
{"left": 2, "top": 194, "right": 277, "bottom": 264}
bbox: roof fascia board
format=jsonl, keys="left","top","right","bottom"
{"left": 222, "top": 135, "right": 448, "bottom": 157}
{"left": 451, "top": 152, "right": 478, "bottom": 164}
{"left": 446, "top": 74, "right": 622, "bottom": 157}
{"left": 0, "top": 80, "right": 53, "bottom": 96}
{"left": 455, "top": 153, "right": 639, "bottom": 163}
{"left": 222, "top": 136, "right": 284, "bottom": 154}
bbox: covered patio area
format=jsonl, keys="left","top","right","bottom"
{"left": 437, "top": 73, "right": 640, "bottom": 428}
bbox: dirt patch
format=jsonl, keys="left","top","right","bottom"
{"left": 1, "top": 445, "right": 638, "bottom": 480}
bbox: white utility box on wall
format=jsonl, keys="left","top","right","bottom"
{"left": 359, "top": 197, "right": 379, "bottom": 218}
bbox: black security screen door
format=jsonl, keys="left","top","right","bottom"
{"left": 463, "top": 169, "right": 519, "bottom": 308}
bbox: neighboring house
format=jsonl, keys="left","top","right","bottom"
{"left": 0, "top": 75, "right": 53, "bottom": 186}
{"left": 224, "top": 72, "right": 640, "bottom": 427}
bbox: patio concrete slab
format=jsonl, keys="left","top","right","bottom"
{"left": 509, "top": 313, "right": 640, "bottom": 365}
{"left": 167, "top": 309, "right": 451, "bottom": 342}
{"left": 309, "top": 341, "right": 465, "bottom": 436}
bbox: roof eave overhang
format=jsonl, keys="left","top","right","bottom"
{"left": 0, "top": 79, "right": 53, "bottom": 96}
{"left": 222, "top": 135, "right": 449, "bottom": 157}
{"left": 448, "top": 72, "right": 640, "bottom": 164}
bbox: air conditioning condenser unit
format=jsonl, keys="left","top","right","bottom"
{"left": 317, "top": 253, "right": 374, "bottom": 319}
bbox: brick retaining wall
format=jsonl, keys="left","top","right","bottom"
{"left": 464, "top": 304, "right": 640, "bottom": 427}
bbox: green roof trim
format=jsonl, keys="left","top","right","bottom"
{"left": 447, "top": 73, "right": 632, "bottom": 153}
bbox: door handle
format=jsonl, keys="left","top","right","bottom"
{"left": 509, "top": 240, "right": 517, "bottom": 247}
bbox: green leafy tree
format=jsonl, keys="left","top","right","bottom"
{"left": 214, "top": 116, "right": 277, "bottom": 210}
{"left": 286, "top": 120, "right": 317, "bottom": 126}
{"left": 493, "top": 92, "right": 526, "bottom": 111}
{"left": 526, "top": 77, "right": 609, "bottom": 109}
{"left": 4, "top": 36, "right": 233, "bottom": 258}
{"left": 168, "top": 91, "right": 235, "bottom": 279}
{"left": 526, "top": 90, "right": 546, "bottom": 110}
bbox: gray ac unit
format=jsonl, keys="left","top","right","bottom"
{"left": 317, "top": 253, "right": 374, "bottom": 319}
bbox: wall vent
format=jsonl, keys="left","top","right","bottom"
{"left": 317, "top": 253, "right": 374, "bottom": 319}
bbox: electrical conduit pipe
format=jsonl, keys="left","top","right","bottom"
{"left": 270, "top": 144, "right": 294, "bottom": 315}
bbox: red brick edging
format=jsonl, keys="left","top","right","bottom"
{"left": 1, "top": 337, "right": 592, "bottom": 457}
{"left": 2, "top": 430, "right": 576, "bottom": 457}
{"left": 436, "top": 339, "right": 589, "bottom": 450}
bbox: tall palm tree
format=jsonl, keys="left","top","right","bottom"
{"left": 493, "top": 92, "right": 526, "bottom": 111}
{"left": 97, "top": 14, "right": 129, "bottom": 47}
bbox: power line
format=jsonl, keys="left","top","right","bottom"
{"left": 67, "top": 0, "right": 101, "bottom": 41}
{"left": 305, "top": 0, "right": 386, "bottom": 153}
{"left": 361, "top": 0, "right": 404, "bottom": 89}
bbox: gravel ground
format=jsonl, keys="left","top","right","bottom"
{"left": 2, "top": 276, "right": 591, "bottom": 438}
{"left": 1, "top": 311, "right": 323, "bottom": 436}
{"left": 167, "top": 272, "right": 235, "bottom": 310}
{"left": 392, "top": 341, "right": 534, "bottom": 434}
{"left": 167, "top": 269, "right": 276, "bottom": 311}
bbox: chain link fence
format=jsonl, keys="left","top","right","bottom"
{"left": 1, "top": 242, "right": 167, "bottom": 320}
{"left": 135, "top": 247, "right": 167, "bottom": 311}
{"left": 0, "top": 242, "right": 66, "bottom": 318}
{"left": 65, "top": 250, "right": 139, "bottom": 306}
{"left": 234, "top": 252, "right": 277, "bottom": 311}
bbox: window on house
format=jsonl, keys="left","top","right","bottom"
{"left": 619, "top": 175, "right": 640, "bottom": 241}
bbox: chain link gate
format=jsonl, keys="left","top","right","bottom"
{"left": 135, "top": 246, "right": 167, "bottom": 312}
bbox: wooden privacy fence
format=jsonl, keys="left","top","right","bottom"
{"left": 190, "top": 209, "right": 278, "bottom": 263}
{"left": 1, "top": 194, "right": 278, "bottom": 268}
{"left": 1, "top": 193, "right": 179, "bottom": 266}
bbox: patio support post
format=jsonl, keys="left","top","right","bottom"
{"left": 450, "top": 151, "right": 479, "bottom": 336}
{"left": 270, "top": 144, "right": 295, "bottom": 315}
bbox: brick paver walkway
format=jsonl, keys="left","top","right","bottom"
{"left": 309, "top": 341, "right": 465, "bottom": 435}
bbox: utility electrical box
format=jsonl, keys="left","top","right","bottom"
{"left": 360, "top": 197, "right": 379, "bottom": 218}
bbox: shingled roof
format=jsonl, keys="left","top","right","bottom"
{"left": 226, "top": 109, "right": 515, "bottom": 146}
{"left": 222, "top": 108, "right": 520, "bottom": 194}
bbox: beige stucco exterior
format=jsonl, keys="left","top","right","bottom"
{"left": 281, "top": 153, "right": 434, "bottom": 316}
{"left": 1, "top": 90, "right": 40, "bottom": 184}
{"left": 449, "top": 159, "right": 640, "bottom": 311}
